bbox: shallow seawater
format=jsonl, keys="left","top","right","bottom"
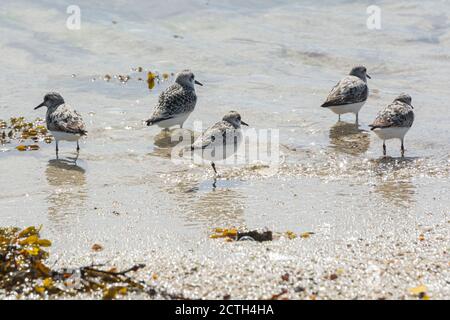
{"left": 0, "top": 0, "right": 449, "bottom": 298}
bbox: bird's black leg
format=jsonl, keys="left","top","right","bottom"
{"left": 338, "top": 115, "right": 341, "bottom": 122}
{"left": 401, "top": 139, "right": 405, "bottom": 158}
{"left": 211, "top": 162, "right": 217, "bottom": 175}
{"left": 56, "top": 141, "right": 59, "bottom": 159}
{"left": 355, "top": 113, "right": 359, "bottom": 124}
{"left": 383, "top": 141, "right": 386, "bottom": 157}
{"left": 77, "top": 141, "right": 80, "bottom": 153}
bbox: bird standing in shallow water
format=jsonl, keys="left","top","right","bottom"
{"left": 35, "top": 92, "right": 87, "bottom": 159}
{"left": 369, "top": 93, "right": 414, "bottom": 157}
{"left": 321, "top": 66, "right": 371, "bottom": 124}
{"left": 190, "top": 111, "right": 249, "bottom": 175}
{"left": 146, "top": 70, "right": 202, "bottom": 130}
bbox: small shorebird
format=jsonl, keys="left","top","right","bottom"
{"left": 35, "top": 92, "right": 87, "bottom": 158}
{"left": 190, "top": 111, "right": 248, "bottom": 175}
{"left": 146, "top": 70, "right": 202, "bottom": 130}
{"left": 321, "top": 66, "right": 371, "bottom": 123}
{"left": 369, "top": 93, "right": 414, "bottom": 157}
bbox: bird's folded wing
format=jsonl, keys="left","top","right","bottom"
{"left": 370, "top": 102, "right": 413, "bottom": 129}
{"left": 191, "top": 123, "right": 228, "bottom": 150}
{"left": 49, "top": 108, "right": 87, "bottom": 135}
{"left": 322, "top": 77, "right": 368, "bottom": 107}
{"left": 147, "top": 85, "right": 196, "bottom": 124}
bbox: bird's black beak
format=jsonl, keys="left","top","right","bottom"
{"left": 194, "top": 80, "right": 203, "bottom": 86}
{"left": 34, "top": 102, "right": 45, "bottom": 110}
{"left": 366, "top": 74, "right": 372, "bottom": 79}
{"left": 241, "top": 120, "right": 249, "bottom": 126}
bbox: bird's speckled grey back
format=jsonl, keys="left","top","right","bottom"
{"left": 147, "top": 80, "right": 197, "bottom": 123}
{"left": 322, "top": 75, "right": 368, "bottom": 107}
{"left": 46, "top": 103, "right": 87, "bottom": 135}
{"left": 370, "top": 96, "right": 414, "bottom": 129}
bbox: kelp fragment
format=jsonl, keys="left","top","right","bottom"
{"left": 237, "top": 230, "right": 272, "bottom": 242}
{"left": 285, "top": 231, "right": 297, "bottom": 239}
{"left": 15, "top": 144, "right": 40, "bottom": 151}
{"left": 91, "top": 243, "right": 104, "bottom": 252}
{"left": 300, "top": 232, "right": 314, "bottom": 239}
{"left": 210, "top": 228, "right": 313, "bottom": 242}
{"left": 117, "top": 75, "right": 130, "bottom": 83}
{"left": 210, "top": 228, "right": 272, "bottom": 242}
{"left": 409, "top": 285, "right": 429, "bottom": 299}
{"left": 147, "top": 71, "right": 157, "bottom": 90}
{"left": 209, "top": 228, "right": 238, "bottom": 239}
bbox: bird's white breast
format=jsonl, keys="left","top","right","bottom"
{"left": 329, "top": 102, "right": 366, "bottom": 115}
{"left": 372, "top": 127, "right": 410, "bottom": 140}
{"left": 156, "top": 112, "right": 191, "bottom": 128}
{"left": 51, "top": 130, "right": 82, "bottom": 142}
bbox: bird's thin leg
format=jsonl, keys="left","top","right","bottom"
{"left": 401, "top": 139, "right": 405, "bottom": 158}
{"left": 355, "top": 113, "right": 359, "bottom": 124}
{"left": 211, "top": 162, "right": 217, "bottom": 175}
{"left": 55, "top": 141, "right": 59, "bottom": 159}
{"left": 180, "top": 122, "right": 183, "bottom": 129}
{"left": 76, "top": 141, "right": 80, "bottom": 153}
{"left": 338, "top": 115, "right": 341, "bottom": 122}
{"left": 383, "top": 141, "right": 386, "bottom": 157}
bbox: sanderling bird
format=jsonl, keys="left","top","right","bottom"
{"left": 321, "top": 66, "right": 371, "bottom": 123}
{"left": 146, "top": 70, "right": 202, "bottom": 130}
{"left": 369, "top": 93, "right": 414, "bottom": 157}
{"left": 35, "top": 92, "right": 87, "bottom": 158}
{"left": 190, "top": 111, "right": 248, "bottom": 175}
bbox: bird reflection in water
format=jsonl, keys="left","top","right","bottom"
{"left": 150, "top": 128, "right": 195, "bottom": 159}
{"left": 45, "top": 158, "right": 87, "bottom": 230}
{"left": 167, "top": 179, "right": 245, "bottom": 228}
{"left": 370, "top": 156, "right": 418, "bottom": 208}
{"left": 329, "top": 121, "right": 370, "bottom": 156}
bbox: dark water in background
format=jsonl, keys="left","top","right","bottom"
{"left": 0, "top": 1, "right": 449, "bottom": 265}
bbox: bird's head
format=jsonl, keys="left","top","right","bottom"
{"left": 175, "top": 70, "right": 203, "bottom": 89}
{"left": 394, "top": 93, "right": 413, "bottom": 108}
{"left": 349, "top": 65, "right": 371, "bottom": 82}
{"left": 222, "top": 111, "right": 249, "bottom": 128}
{"left": 35, "top": 92, "right": 65, "bottom": 110}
